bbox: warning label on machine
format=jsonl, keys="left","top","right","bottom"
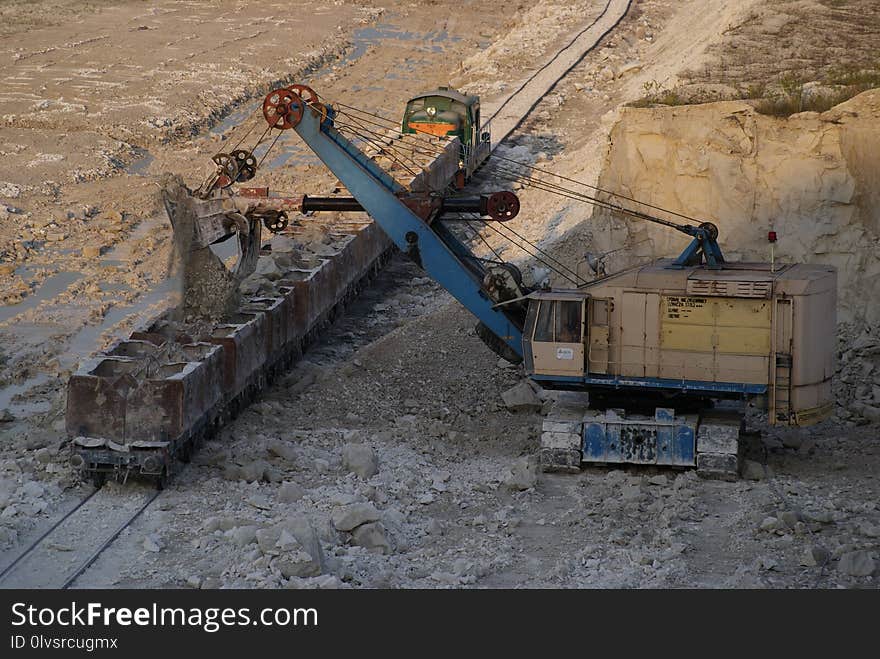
{"left": 660, "top": 295, "right": 771, "bottom": 354}
{"left": 663, "top": 296, "right": 708, "bottom": 321}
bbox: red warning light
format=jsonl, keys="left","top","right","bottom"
{"left": 768, "top": 230, "right": 777, "bottom": 243}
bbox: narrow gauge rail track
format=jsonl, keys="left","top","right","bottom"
{"left": 0, "top": 489, "right": 159, "bottom": 589}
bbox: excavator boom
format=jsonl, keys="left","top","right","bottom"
{"left": 261, "top": 85, "right": 527, "bottom": 360}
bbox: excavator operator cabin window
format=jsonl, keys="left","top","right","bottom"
{"left": 533, "top": 300, "right": 582, "bottom": 343}
{"left": 556, "top": 301, "right": 582, "bottom": 343}
{"left": 534, "top": 301, "right": 554, "bottom": 342}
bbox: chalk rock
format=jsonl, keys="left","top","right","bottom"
{"left": 246, "top": 494, "right": 271, "bottom": 511}
{"left": 221, "top": 465, "right": 242, "bottom": 481}
{"left": 838, "top": 550, "right": 876, "bottom": 577}
{"left": 780, "top": 510, "right": 801, "bottom": 528}
{"left": 501, "top": 382, "right": 542, "bottom": 413}
{"left": 332, "top": 503, "right": 380, "bottom": 532}
{"left": 804, "top": 509, "right": 835, "bottom": 524}
{"left": 799, "top": 545, "right": 830, "bottom": 567}
{"left": 0, "top": 526, "right": 17, "bottom": 546}
{"left": 143, "top": 534, "right": 163, "bottom": 553}
{"left": 351, "top": 522, "right": 392, "bottom": 554}
{"left": 254, "top": 257, "right": 281, "bottom": 280}
{"left": 281, "top": 515, "right": 325, "bottom": 572}
{"left": 859, "top": 523, "right": 880, "bottom": 538}
{"left": 278, "top": 481, "right": 305, "bottom": 503}
{"left": 256, "top": 527, "right": 282, "bottom": 555}
{"left": 341, "top": 442, "right": 378, "bottom": 479}
{"left": 230, "top": 525, "right": 258, "bottom": 548}
{"left": 267, "top": 440, "right": 298, "bottom": 464}
{"left": 240, "top": 460, "right": 270, "bottom": 483}
{"left": 502, "top": 456, "right": 539, "bottom": 491}
{"left": 20, "top": 481, "right": 45, "bottom": 499}
{"left": 276, "top": 550, "right": 321, "bottom": 579}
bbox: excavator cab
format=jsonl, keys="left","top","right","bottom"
{"left": 522, "top": 291, "right": 588, "bottom": 378}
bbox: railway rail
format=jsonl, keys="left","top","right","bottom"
{"left": 0, "top": 489, "right": 159, "bottom": 589}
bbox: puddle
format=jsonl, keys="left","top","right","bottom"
{"left": 125, "top": 147, "right": 154, "bottom": 176}
{"left": 0, "top": 373, "right": 50, "bottom": 413}
{"left": 98, "top": 282, "right": 130, "bottom": 293}
{"left": 210, "top": 101, "right": 259, "bottom": 137}
{"left": 0, "top": 271, "right": 83, "bottom": 324}
{"left": 63, "top": 275, "right": 180, "bottom": 368}
{"left": 209, "top": 18, "right": 459, "bottom": 138}
{"left": 262, "top": 144, "right": 321, "bottom": 171}
{"left": 346, "top": 23, "right": 459, "bottom": 62}
{"left": 100, "top": 213, "right": 168, "bottom": 264}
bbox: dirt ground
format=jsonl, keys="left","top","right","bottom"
{"left": 0, "top": 0, "right": 877, "bottom": 589}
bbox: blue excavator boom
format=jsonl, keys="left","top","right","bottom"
{"left": 261, "top": 85, "right": 526, "bottom": 360}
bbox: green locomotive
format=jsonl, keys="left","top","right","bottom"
{"left": 402, "top": 87, "right": 490, "bottom": 180}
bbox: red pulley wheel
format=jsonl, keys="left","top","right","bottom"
{"left": 486, "top": 191, "right": 520, "bottom": 221}
{"left": 262, "top": 84, "right": 319, "bottom": 129}
{"left": 287, "top": 84, "right": 319, "bottom": 107}
{"left": 263, "top": 89, "right": 304, "bottom": 129}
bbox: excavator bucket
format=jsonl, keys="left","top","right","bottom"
{"left": 161, "top": 175, "right": 261, "bottom": 281}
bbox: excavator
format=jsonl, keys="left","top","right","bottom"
{"left": 173, "top": 84, "right": 837, "bottom": 480}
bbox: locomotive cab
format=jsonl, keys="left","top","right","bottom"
{"left": 402, "top": 87, "right": 489, "bottom": 178}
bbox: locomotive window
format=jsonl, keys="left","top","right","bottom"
{"left": 534, "top": 301, "right": 554, "bottom": 342}
{"left": 556, "top": 301, "right": 582, "bottom": 343}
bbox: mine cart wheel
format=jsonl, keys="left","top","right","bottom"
{"left": 155, "top": 468, "right": 168, "bottom": 491}
{"left": 179, "top": 441, "right": 192, "bottom": 464}
{"left": 92, "top": 472, "right": 107, "bottom": 489}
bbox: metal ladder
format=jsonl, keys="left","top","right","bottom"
{"left": 770, "top": 297, "right": 793, "bottom": 424}
{"left": 773, "top": 353, "right": 793, "bottom": 423}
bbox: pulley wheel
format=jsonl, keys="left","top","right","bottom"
{"left": 262, "top": 210, "right": 288, "bottom": 234}
{"left": 287, "top": 84, "right": 319, "bottom": 108}
{"left": 231, "top": 149, "right": 257, "bottom": 183}
{"left": 211, "top": 152, "right": 239, "bottom": 189}
{"left": 263, "top": 88, "right": 305, "bottom": 129}
{"left": 486, "top": 191, "right": 520, "bottom": 221}
{"left": 699, "top": 221, "right": 719, "bottom": 240}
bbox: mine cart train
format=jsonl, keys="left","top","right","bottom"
{"left": 402, "top": 87, "right": 491, "bottom": 180}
